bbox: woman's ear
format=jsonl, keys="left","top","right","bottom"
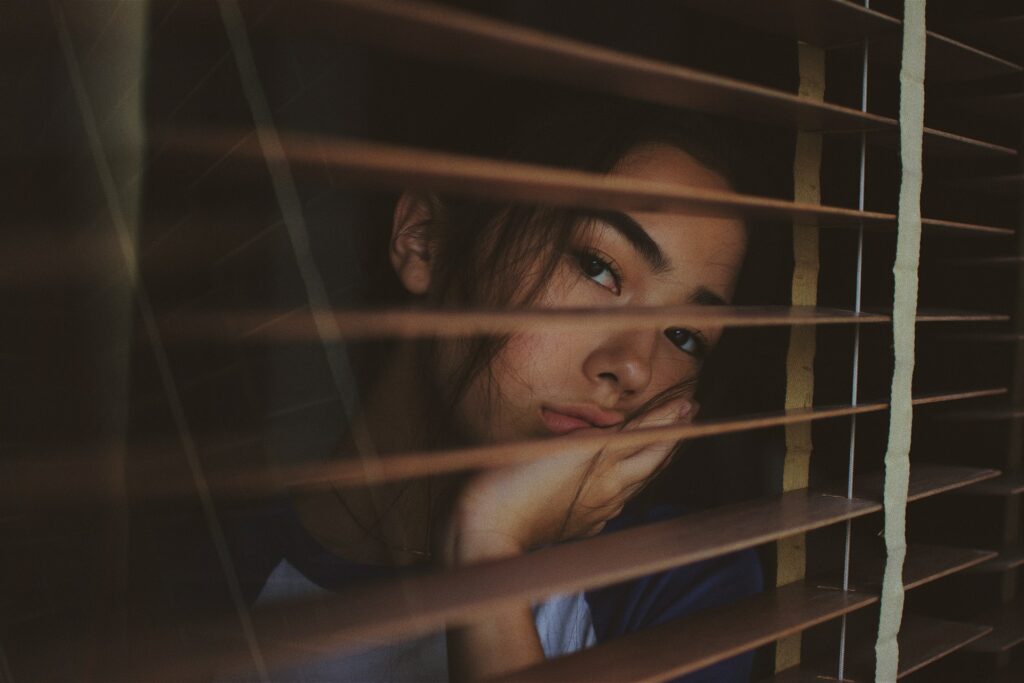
{"left": 390, "top": 192, "right": 437, "bottom": 295}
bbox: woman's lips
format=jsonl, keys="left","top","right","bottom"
{"left": 541, "top": 405, "right": 623, "bottom": 434}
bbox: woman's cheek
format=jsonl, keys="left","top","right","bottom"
{"left": 499, "top": 331, "right": 587, "bottom": 401}
{"left": 495, "top": 331, "right": 573, "bottom": 389}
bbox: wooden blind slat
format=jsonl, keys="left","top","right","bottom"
{"left": 919, "top": 218, "right": 1015, "bottom": 236}
{"left": 888, "top": 618, "right": 992, "bottom": 681}
{"left": 872, "top": 126, "right": 1017, "bottom": 158}
{"left": 167, "top": 130, "right": 1016, "bottom": 235}
{"left": 169, "top": 490, "right": 877, "bottom": 682}
{"left": 16, "top": 2, "right": 1022, "bottom": 682}
{"left": 912, "top": 310, "right": 1009, "bottom": 322}
{"left": 912, "top": 31, "right": 1022, "bottom": 81}
{"left": 168, "top": 130, "right": 889, "bottom": 225}
{"left": 162, "top": 306, "right": 1009, "bottom": 344}
{"left": 913, "top": 389, "right": 1007, "bottom": 405}
{"left": 956, "top": 92, "right": 1024, "bottom": 121}
{"left": 944, "top": 333, "right": 1024, "bottom": 343}
{"left": 170, "top": 306, "right": 888, "bottom": 343}
{"left": 248, "top": 390, "right": 1005, "bottom": 489}
{"left": 488, "top": 556, "right": 995, "bottom": 683}
{"left": 274, "top": 0, "right": 888, "bottom": 132}
{"left": 208, "top": 464, "right": 994, "bottom": 676}
{"left": 241, "top": 0, "right": 1017, "bottom": 158}
{"left": 961, "top": 15, "right": 1024, "bottom": 62}
{"left": 490, "top": 584, "right": 875, "bottom": 683}
{"left": 764, "top": 669, "right": 832, "bottom": 682}
{"left": 845, "top": 464, "right": 1001, "bottom": 503}
{"left": 944, "top": 408, "right": 1024, "bottom": 420}
{"left": 954, "top": 174, "right": 1024, "bottom": 196}
{"left": 966, "top": 600, "right": 1024, "bottom": 653}
{"left": 967, "top": 547, "right": 1024, "bottom": 574}
{"left": 881, "top": 546, "right": 997, "bottom": 591}
{"left": 681, "top": 0, "right": 1021, "bottom": 81}
{"left": 943, "top": 255, "right": 1024, "bottom": 266}
{"left": 3, "top": 395, "right": 1006, "bottom": 508}
{"left": 960, "top": 475, "right": 1024, "bottom": 496}
{"left": 819, "top": 544, "right": 997, "bottom": 592}
{"left": 774, "top": 616, "right": 992, "bottom": 682}
{"left": 683, "top": 0, "right": 899, "bottom": 49}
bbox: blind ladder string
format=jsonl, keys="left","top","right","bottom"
{"left": 837, "top": 21, "right": 870, "bottom": 682}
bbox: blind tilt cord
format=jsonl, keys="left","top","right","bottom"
{"left": 876, "top": 1, "right": 927, "bottom": 680}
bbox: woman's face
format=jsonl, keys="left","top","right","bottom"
{"left": 428, "top": 143, "right": 747, "bottom": 444}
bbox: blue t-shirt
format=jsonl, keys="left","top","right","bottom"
{"left": 226, "top": 501, "right": 763, "bottom": 682}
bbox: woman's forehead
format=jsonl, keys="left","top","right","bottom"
{"left": 608, "top": 144, "right": 746, "bottom": 294}
{"left": 611, "top": 142, "right": 732, "bottom": 192}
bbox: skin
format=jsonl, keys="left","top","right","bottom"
{"left": 432, "top": 143, "right": 746, "bottom": 548}
{"left": 294, "top": 142, "right": 747, "bottom": 681}
{"left": 443, "top": 144, "right": 746, "bottom": 447}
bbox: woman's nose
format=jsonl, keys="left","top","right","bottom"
{"left": 582, "top": 329, "right": 657, "bottom": 398}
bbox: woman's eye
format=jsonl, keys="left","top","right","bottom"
{"left": 665, "top": 327, "right": 707, "bottom": 358}
{"left": 576, "top": 252, "right": 621, "bottom": 295}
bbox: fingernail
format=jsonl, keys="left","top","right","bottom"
{"left": 678, "top": 401, "right": 693, "bottom": 419}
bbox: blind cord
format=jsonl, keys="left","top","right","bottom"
{"left": 838, "top": 15, "right": 871, "bottom": 681}
{"left": 876, "top": 1, "right": 927, "bottom": 678}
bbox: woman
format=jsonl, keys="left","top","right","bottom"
{"left": 251, "top": 103, "right": 763, "bottom": 682}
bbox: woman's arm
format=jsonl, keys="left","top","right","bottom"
{"left": 442, "top": 534, "right": 543, "bottom": 682}
{"left": 439, "top": 399, "right": 694, "bottom": 682}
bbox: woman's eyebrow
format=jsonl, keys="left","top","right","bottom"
{"left": 689, "top": 287, "right": 728, "bottom": 307}
{"left": 592, "top": 210, "right": 671, "bottom": 274}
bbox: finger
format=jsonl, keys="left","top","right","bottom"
{"left": 615, "top": 438, "right": 677, "bottom": 483}
{"left": 578, "top": 397, "right": 695, "bottom": 465}
{"left": 626, "top": 397, "right": 695, "bottom": 431}
{"left": 601, "top": 397, "right": 692, "bottom": 461}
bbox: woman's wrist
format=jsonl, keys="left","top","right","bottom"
{"left": 438, "top": 504, "right": 527, "bottom": 566}
{"left": 448, "top": 532, "right": 524, "bottom": 565}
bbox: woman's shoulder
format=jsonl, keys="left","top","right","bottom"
{"left": 588, "top": 502, "right": 762, "bottom": 637}
{"left": 229, "top": 496, "right": 409, "bottom": 605}
{"left": 581, "top": 503, "right": 763, "bottom": 681}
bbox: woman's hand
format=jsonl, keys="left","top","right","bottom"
{"left": 441, "top": 397, "right": 695, "bottom": 681}
{"left": 439, "top": 397, "right": 696, "bottom": 566}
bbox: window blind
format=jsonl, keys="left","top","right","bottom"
{"left": 3, "top": 1, "right": 1022, "bottom": 682}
